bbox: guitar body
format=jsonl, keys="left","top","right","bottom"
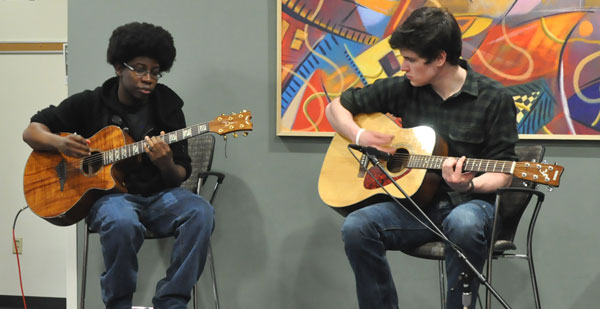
{"left": 318, "top": 113, "right": 446, "bottom": 216}
{"left": 23, "top": 126, "right": 132, "bottom": 226}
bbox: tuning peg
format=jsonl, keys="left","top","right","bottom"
{"left": 223, "top": 135, "right": 227, "bottom": 141}
{"left": 242, "top": 109, "right": 247, "bottom": 112}
{"left": 547, "top": 186, "right": 554, "bottom": 192}
{"left": 243, "top": 132, "right": 249, "bottom": 136}
{"left": 233, "top": 133, "right": 238, "bottom": 138}
{"left": 522, "top": 182, "right": 529, "bottom": 188}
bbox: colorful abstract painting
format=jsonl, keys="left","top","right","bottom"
{"left": 277, "top": 0, "right": 600, "bottom": 139}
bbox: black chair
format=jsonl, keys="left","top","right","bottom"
{"left": 405, "top": 145, "right": 546, "bottom": 309}
{"left": 80, "top": 134, "right": 225, "bottom": 309}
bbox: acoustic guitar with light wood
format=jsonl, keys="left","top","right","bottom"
{"left": 318, "top": 113, "right": 564, "bottom": 216}
{"left": 23, "top": 111, "right": 253, "bottom": 226}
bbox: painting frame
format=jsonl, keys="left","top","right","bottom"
{"left": 277, "top": 0, "right": 600, "bottom": 140}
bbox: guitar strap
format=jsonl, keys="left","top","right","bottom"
{"left": 111, "top": 114, "right": 124, "bottom": 127}
{"left": 110, "top": 114, "right": 129, "bottom": 132}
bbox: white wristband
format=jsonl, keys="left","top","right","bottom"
{"left": 355, "top": 128, "right": 365, "bottom": 145}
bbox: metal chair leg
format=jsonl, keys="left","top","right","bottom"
{"left": 192, "top": 284, "right": 197, "bottom": 309}
{"left": 526, "top": 198, "right": 543, "bottom": 309}
{"left": 208, "top": 243, "right": 220, "bottom": 309}
{"left": 438, "top": 260, "right": 446, "bottom": 309}
{"left": 206, "top": 180, "right": 222, "bottom": 309}
{"left": 80, "top": 222, "right": 90, "bottom": 309}
{"left": 485, "top": 256, "right": 494, "bottom": 309}
{"left": 486, "top": 193, "right": 502, "bottom": 309}
{"left": 191, "top": 243, "right": 218, "bottom": 309}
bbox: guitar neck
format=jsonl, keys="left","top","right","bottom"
{"left": 101, "top": 122, "right": 210, "bottom": 165}
{"left": 406, "top": 154, "right": 515, "bottom": 174}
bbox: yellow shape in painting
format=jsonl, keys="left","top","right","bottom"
{"left": 457, "top": 16, "right": 493, "bottom": 39}
{"left": 281, "top": 64, "right": 294, "bottom": 82}
{"left": 290, "top": 29, "right": 305, "bottom": 50}
{"left": 353, "top": 36, "right": 405, "bottom": 84}
{"left": 574, "top": 50, "right": 600, "bottom": 104}
{"left": 444, "top": 1, "right": 512, "bottom": 17}
{"left": 513, "top": 92, "right": 538, "bottom": 124}
{"left": 579, "top": 20, "right": 594, "bottom": 37}
{"left": 282, "top": 20, "right": 289, "bottom": 38}
{"left": 355, "top": 0, "right": 401, "bottom": 16}
{"left": 299, "top": 8, "right": 309, "bottom": 19}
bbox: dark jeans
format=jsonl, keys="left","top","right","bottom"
{"left": 88, "top": 187, "right": 214, "bottom": 309}
{"left": 341, "top": 198, "right": 496, "bottom": 309}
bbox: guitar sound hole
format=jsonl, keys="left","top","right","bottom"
{"left": 387, "top": 148, "right": 409, "bottom": 173}
{"left": 81, "top": 151, "right": 102, "bottom": 176}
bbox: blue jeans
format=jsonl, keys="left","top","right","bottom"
{"left": 341, "top": 198, "right": 496, "bottom": 309}
{"left": 88, "top": 187, "right": 215, "bottom": 309}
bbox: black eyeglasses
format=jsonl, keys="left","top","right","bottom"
{"left": 123, "top": 62, "right": 163, "bottom": 79}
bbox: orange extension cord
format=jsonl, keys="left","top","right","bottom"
{"left": 13, "top": 206, "right": 29, "bottom": 309}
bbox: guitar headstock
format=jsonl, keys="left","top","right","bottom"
{"left": 209, "top": 110, "right": 253, "bottom": 137}
{"left": 513, "top": 161, "right": 564, "bottom": 187}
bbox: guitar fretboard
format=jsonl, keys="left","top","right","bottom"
{"left": 102, "top": 122, "right": 209, "bottom": 165}
{"left": 406, "top": 155, "right": 516, "bottom": 174}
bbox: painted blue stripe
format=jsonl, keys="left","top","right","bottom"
{"left": 280, "top": 35, "right": 341, "bottom": 115}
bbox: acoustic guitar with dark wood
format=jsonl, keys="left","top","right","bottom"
{"left": 23, "top": 111, "right": 253, "bottom": 226}
{"left": 318, "top": 113, "right": 563, "bottom": 216}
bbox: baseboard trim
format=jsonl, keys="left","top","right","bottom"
{"left": 0, "top": 295, "right": 66, "bottom": 309}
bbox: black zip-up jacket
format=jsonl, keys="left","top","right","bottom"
{"left": 30, "top": 77, "right": 192, "bottom": 196}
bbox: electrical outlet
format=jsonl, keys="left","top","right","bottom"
{"left": 12, "top": 238, "right": 22, "bottom": 254}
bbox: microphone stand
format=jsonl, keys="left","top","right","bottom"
{"left": 460, "top": 272, "right": 472, "bottom": 309}
{"left": 364, "top": 154, "right": 512, "bottom": 309}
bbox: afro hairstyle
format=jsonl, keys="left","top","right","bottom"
{"left": 106, "top": 22, "right": 176, "bottom": 72}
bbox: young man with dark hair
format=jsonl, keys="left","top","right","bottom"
{"left": 23, "top": 22, "right": 214, "bottom": 309}
{"left": 326, "top": 7, "right": 519, "bottom": 309}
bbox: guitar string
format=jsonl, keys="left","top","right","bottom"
{"left": 27, "top": 116, "right": 254, "bottom": 182}
{"left": 63, "top": 121, "right": 205, "bottom": 167}
{"left": 28, "top": 138, "right": 151, "bottom": 182}
{"left": 386, "top": 154, "right": 556, "bottom": 184}
{"left": 62, "top": 131, "right": 169, "bottom": 167}
{"left": 54, "top": 118, "right": 238, "bottom": 167}
{"left": 388, "top": 153, "right": 541, "bottom": 169}
{"left": 29, "top": 131, "right": 180, "bottom": 182}
{"left": 55, "top": 118, "right": 249, "bottom": 167}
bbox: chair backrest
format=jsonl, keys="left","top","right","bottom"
{"left": 496, "top": 145, "right": 545, "bottom": 242}
{"left": 181, "top": 134, "right": 216, "bottom": 194}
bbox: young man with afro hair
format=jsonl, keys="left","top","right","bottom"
{"left": 23, "top": 22, "right": 214, "bottom": 309}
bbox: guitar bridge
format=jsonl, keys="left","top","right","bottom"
{"left": 55, "top": 158, "right": 67, "bottom": 191}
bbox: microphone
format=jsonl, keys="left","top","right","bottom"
{"left": 348, "top": 144, "right": 392, "bottom": 161}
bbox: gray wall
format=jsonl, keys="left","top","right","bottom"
{"left": 70, "top": 1, "right": 600, "bottom": 308}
